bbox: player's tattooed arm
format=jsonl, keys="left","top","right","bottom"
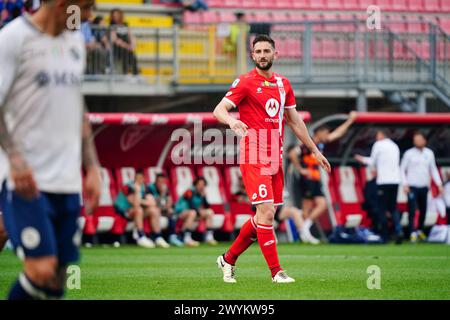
{"left": 284, "top": 108, "right": 331, "bottom": 172}
{"left": 82, "top": 109, "right": 101, "bottom": 214}
{"left": 0, "top": 108, "right": 38, "bottom": 198}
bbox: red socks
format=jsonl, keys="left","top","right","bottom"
{"left": 224, "top": 218, "right": 282, "bottom": 278}
{"left": 224, "top": 217, "right": 257, "bottom": 265}
{"left": 256, "top": 223, "right": 282, "bottom": 277}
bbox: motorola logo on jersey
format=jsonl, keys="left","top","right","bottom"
{"left": 265, "top": 98, "right": 280, "bottom": 118}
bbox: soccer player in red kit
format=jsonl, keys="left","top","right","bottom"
{"left": 213, "top": 35, "right": 330, "bottom": 283}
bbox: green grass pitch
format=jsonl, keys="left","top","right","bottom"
{"left": 1, "top": 243, "right": 449, "bottom": 299}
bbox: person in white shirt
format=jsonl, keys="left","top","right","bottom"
{"left": 355, "top": 129, "right": 403, "bottom": 244}
{"left": 400, "top": 131, "right": 443, "bottom": 243}
{"left": 0, "top": 0, "right": 101, "bottom": 300}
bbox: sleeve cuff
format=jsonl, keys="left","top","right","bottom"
{"left": 222, "top": 98, "right": 237, "bottom": 108}
{"left": 285, "top": 105, "right": 297, "bottom": 109}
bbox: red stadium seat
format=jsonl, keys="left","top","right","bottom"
{"left": 144, "top": 167, "right": 164, "bottom": 184}
{"left": 326, "top": 0, "right": 343, "bottom": 9}
{"left": 359, "top": 0, "right": 381, "bottom": 10}
{"left": 97, "top": 168, "right": 118, "bottom": 211}
{"left": 82, "top": 168, "right": 126, "bottom": 236}
{"left": 391, "top": 0, "right": 408, "bottom": 11}
{"left": 183, "top": 11, "right": 202, "bottom": 24}
{"left": 287, "top": 12, "right": 305, "bottom": 23}
{"left": 285, "top": 38, "right": 302, "bottom": 58}
{"left": 170, "top": 166, "right": 196, "bottom": 202}
{"left": 442, "top": 0, "right": 450, "bottom": 12}
{"left": 259, "top": 0, "right": 278, "bottom": 9}
{"left": 223, "top": 167, "right": 254, "bottom": 229}
{"left": 275, "top": 0, "right": 294, "bottom": 9}
{"left": 242, "top": 0, "right": 260, "bottom": 9}
{"left": 309, "top": 0, "right": 326, "bottom": 10}
{"left": 342, "top": 0, "right": 359, "bottom": 10}
{"left": 440, "top": 167, "right": 450, "bottom": 186}
{"left": 202, "top": 11, "right": 219, "bottom": 24}
{"left": 217, "top": 12, "right": 236, "bottom": 23}
{"left": 423, "top": 0, "right": 440, "bottom": 12}
{"left": 196, "top": 166, "right": 227, "bottom": 205}
{"left": 252, "top": 12, "right": 272, "bottom": 22}
{"left": 304, "top": 12, "right": 324, "bottom": 31}
{"left": 322, "top": 39, "right": 340, "bottom": 58}
{"left": 408, "top": 0, "right": 424, "bottom": 12}
{"left": 323, "top": 13, "right": 340, "bottom": 31}
{"left": 333, "top": 167, "right": 368, "bottom": 228}
{"left": 439, "top": 17, "right": 450, "bottom": 33}
{"left": 207, "top": 0, "right": 223, "bottom": 7}
{"left": 115, "top": 167, "right": 136, "bottom": 187}
{"left": 321, "top": 168, "right": 344, "bottom": 227}
{"left": 291, "top": 0, "right": 309, "bottom": 9}
{"left": 386, "top": 15, "right": 407, "bottom": 33}
{"left": 406, "top": 19, "right": 424, "bottom": 33}
{"left": 196, "top": 166, "right": 232, "bottom": 231}
{"left": 272, "top": 12, "right": 289, "bottom": 22}
{"left": 223, "top": 0, "right": 241, "bottom": 8}
{"left": 224, "top": 166, "right": 242, "bottom": 200}
{"left": 377, "top": 0, "right": 393, "bottom": 11}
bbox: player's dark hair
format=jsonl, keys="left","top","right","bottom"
{"left": 194, "top": 177, "right": 207, "bottom": 187}
{"left": 287, "top": 144, "right": 297, "bottom": 153}
{"left": 135, "top": 169, "right": 145, "bottom": 176}
{"left": 376, "top": 128, "right": 389, "bottom": 138}
{"left": 252, "top": 34, "right": 276, "bottom": 50}
{"left": 155, "top": 173, "right": 166, "bottom": 180}
{"left": 413, "top": 130, "right": 426, "bottom": 140}
{"left": 314, "top": 125, "right": 330, "bottom": 135}
{"left": 235, "top": 12, "right": 245, "bottom": 20}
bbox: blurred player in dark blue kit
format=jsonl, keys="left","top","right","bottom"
{"left": 0, "top": 150, "right": 8, "bottom": 251}
{"left": 0, "top": 0, "right": 101, "bottom": 299}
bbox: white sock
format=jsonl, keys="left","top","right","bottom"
{"left": 184, "top": 231, "right": 193, "bottom": 242}
{"left": 206, "top": 230, "right": 214, "bottom": 241}
{"left": 303, "top": 219, "right": 312, "bottom": 230}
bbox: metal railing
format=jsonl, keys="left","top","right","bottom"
{"left": 84, "top": 21, "right": 450, "bottom": 107}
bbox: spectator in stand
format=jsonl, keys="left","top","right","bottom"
{"left": 355, "top": 129, "right": 403, "bottom": 244}
{"left": 91, "top": 15, "right": 110, "bottom": 50}
{"left": 401, "top": 131, "right": 444, "bottom": 242}
{"left": 223, "top": 12, "right": 250, "bottom": 56}
{"left": 81, "top": 20, "right": 108, "bottom": 74}
{"left": 175, "top": 177, "right": 218, "bottom": 246}
{"left": 147, "top": 173, "right": 184, "bottom": 247}
{"left": 114, "top": 170, "right": 170, "bottom": 249}
{"left": 176, "top": 0, "right": 208, "bottom": 12}
{"left": 109, "top": 8, "right": 139, "bottom": 75}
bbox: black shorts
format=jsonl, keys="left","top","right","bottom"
{"left": 301, "top": 179, "right": 324, "bottom": 199}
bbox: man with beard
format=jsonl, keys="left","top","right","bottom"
{"left": 214, "top": 34, "right": 330, "bottom": 283}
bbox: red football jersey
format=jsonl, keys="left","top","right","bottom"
{"left": 222, "top": 68, "right": 297, "bottom": 167}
